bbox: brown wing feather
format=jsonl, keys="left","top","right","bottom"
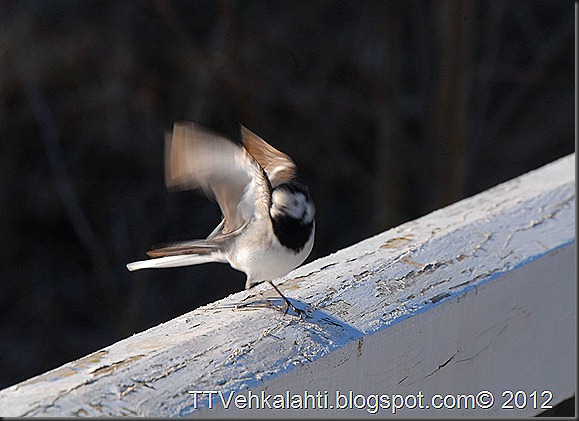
{"left": 147, "top": 215, "right": 249, "bottom": 258}
{"left": 241, "top": 126, "right": 297, "bottom": 187}
{"left": 165, "top": 122, "right": 269, "bottom": 234}
{"left": 147, "top": 241, "right": 218, "bottom": 257}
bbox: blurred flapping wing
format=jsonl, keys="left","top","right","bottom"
{"left": 165, "top": 122, "right": 270, "bottom": 235}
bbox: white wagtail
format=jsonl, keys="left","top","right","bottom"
{"left": 127, "top": 122, "right": 315, "bottom": 314}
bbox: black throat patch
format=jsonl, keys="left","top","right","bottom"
{"left": 271, "top": 214, "right": 314, "bottom": 253}
{"left": 270, "top": 182, "right": 314, "bottom": 253}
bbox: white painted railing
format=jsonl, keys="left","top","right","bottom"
{"left": 0, "top": 154, "right": 575, "bottom": 417}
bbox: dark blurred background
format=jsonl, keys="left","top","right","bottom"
{"left": 0, "top": 0, "right": 574, "bottom": 399}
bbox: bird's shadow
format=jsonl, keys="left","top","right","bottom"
{"left": 214, "top": 296, "right": 304, "bottom": 317}
{"left": 213, "top": 295, "right": 365, "bottom": 343}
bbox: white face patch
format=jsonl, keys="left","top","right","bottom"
{"left": 271, "top": 189, "right": 314, "bottom": 223}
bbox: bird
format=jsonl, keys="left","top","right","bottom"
{"left": 126, "top": 122, "right": 315, "bottom": 315}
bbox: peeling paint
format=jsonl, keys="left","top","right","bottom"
{"left": 380, "top": 236, "right": 413, "bottom": 249}
{"left": 91, "top": 355, "right": 146, "bottom": 376}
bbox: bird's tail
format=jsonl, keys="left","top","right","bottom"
{"left": 126, "top": 240, "right": 226, "bottom": 271}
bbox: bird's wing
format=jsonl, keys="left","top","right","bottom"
{"left": 164, "top": 122, "right": 270, "bottom": 236}
{"left": 146, "top": 239, "right": 220, "bottom": 257}
{"left": 241, "top": 126, "right": 297, "bottom": 188}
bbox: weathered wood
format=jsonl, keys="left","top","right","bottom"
{"left": 0, "top": 154, "right": 574, "bottom": 417}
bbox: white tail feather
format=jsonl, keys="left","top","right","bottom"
{"left": 126, "top": 253, "right": 223, "bottom": 271}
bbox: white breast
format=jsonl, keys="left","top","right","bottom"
{"left": 226, "top": 220, "right": 315, "bottom": 289}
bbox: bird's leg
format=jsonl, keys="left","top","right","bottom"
{"left": 267, "top": 281, "right": 304, "bottom": 316}
{"left": 238, "top": 281, "right": 304, "bottom": 316}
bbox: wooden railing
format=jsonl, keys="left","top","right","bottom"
{"left": 0, "top": 154, "right": 574, "bottom": 417}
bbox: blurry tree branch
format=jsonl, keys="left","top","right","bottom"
{"left": 11, "top": 50, "right": 121, "bottom": 324}
{"left": 434, "top": 0, "right": 476, "bottom": 207}
{"left": 489, "top": 14, "right": 574, "bottom": 142}
{"left": 154, "top": 0, "right": 254, "bottom": 124}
